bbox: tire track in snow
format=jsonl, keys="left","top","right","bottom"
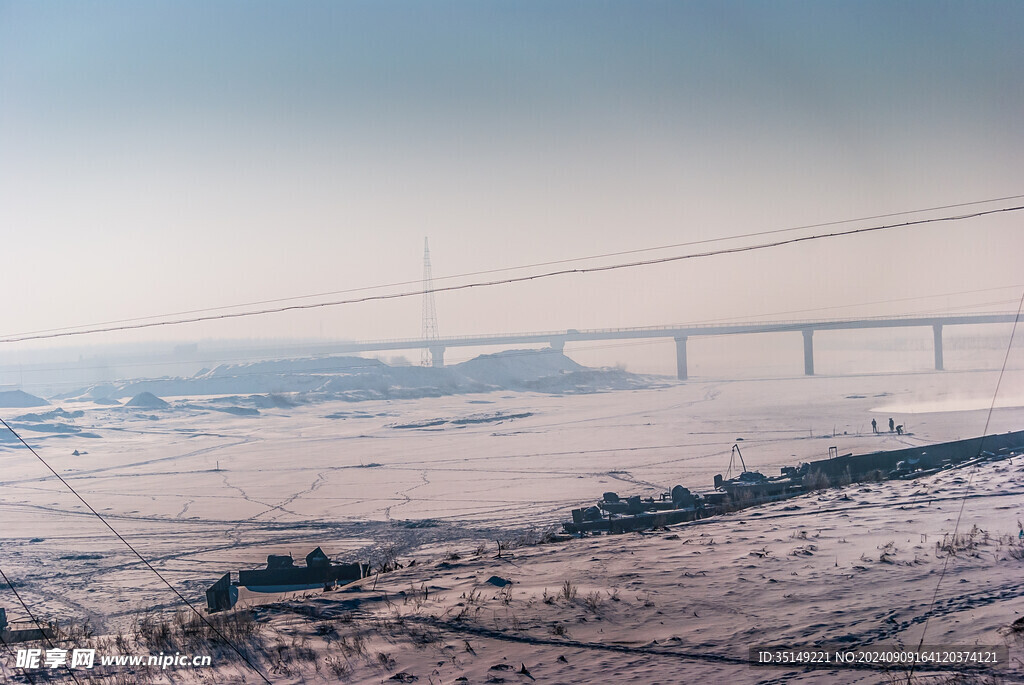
{"left": 250, "top": 470, "right": 329, "bottom": 522}
{"left": 0, "top": 435, "right": 256, "bottom": 487}
{"left": 383, "top": 469, "right": 431, "bottom": 520}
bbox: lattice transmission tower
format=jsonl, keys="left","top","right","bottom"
{"left": 421, "top": 237, "right": 439, "bottom": 366}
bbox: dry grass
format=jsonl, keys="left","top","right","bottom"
{"left": 837, "top": 467, "right": 853, "bottom": 487}
{"left": 129, "top": 608, "right": 263, "bottom": 656}
{"left": 722, "top": 488, "right": 757, "bottom": 512}
{"left": 877, "top": 541, "right": 898, "bottom": 564}
{"left": 997, "top": 533, "right": 1024, "bottom": 560}
{"left": 325, "top": 655, "right": 352, "bottom": 679}
{"left": 936, "top": 525, "right": 988, "bottom": 558}
{"left": 802, "top": 470, "right": 831, "bottom": 491}
{"left": 866, "top": 469, "right": 887, "bottom": 482}
{"left": 37, "top": 608, "right": 270, "bottom": 683}
{"left": 494, "top": 527, "right": 561, "bottom": 555}
{"left": 373, "top": 543, "right": 402, "bottom": 573}
{"left": 582, "top": 591, "right": 604, "bottom": 613}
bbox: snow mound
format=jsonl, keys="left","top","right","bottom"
{"left": 124, "top": 392, "right": 169, "bottom": 408}
{"left": 84, "top": 384, "right": 118, "bottom": 400}
{"left": 455, "top": 349, "right": 584, "bottom": 388}
{"left": 524, "top": 368, "right": 667, "bottom": 394}
{"left": 0, "top": 390, "right": 49, "bottom": 408}
{"left": 212, "top": 406, "right": 260, "bottom": 416}
{"left": 106, "top": 350, "right": 659, "bottom": 402}
{"left": 203, "top": 356, "right": 385, "bottom": 378}
{"left": 51, "top": 384, "right": 118, "bottom": 402}
{"left": 391, "top": 411, "right": 533, "bottom": 430}
{"left": 17, "top": 422, "right": 81, "bottom": 434}
{"left": 250, "top": 394, "right": 299, "bottom": 409}
{"left": 15, "top": 408, "right": 84, "bottom": 422}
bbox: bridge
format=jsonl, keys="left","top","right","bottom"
{"left": 308, "top": 313, "right": 1018, "bottom": 379}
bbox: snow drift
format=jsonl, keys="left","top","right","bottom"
{"left": 0, "top": 389, "right": 49, "bottom": 408}
{"left": 61, "top": 349, "right": 664, "bottom": 404}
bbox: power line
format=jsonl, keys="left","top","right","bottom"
{"left": 2, "top": 204, "right": 1021, "bottom": 346}
{"left": 1, "top": 292, "right": 1017, "bottom": 389}
{"left": 1, "top": 308, "right": 1018, "bottom": 398}
{"left": 0, "top": 196, "right": 1015, "bottom": 680}
{"left": 906, "top": 286, "right": 1024, "bottom": 683}
{"left": 679, "top": 284, "right": 1024, "bottom": 326}
{"left": 0, "top": 418, "right": 274, "bottom": 685}
{"left": 4, "top": 194, "right": 1023, "bottom": 340}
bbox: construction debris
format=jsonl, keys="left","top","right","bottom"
{"left": 0, "top": 607, "right": 56, "bottom": 644}
{"left": 563, "top": 430, "right": 1024, "bottom": 535}
{"left": 206, "top": 547, "right": 368, "bottom": 612}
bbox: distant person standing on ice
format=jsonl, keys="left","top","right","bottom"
{"left": 889, "top": 418, "right": 895, "bottom": 433}
{"left": 896, "top": 424, "right": 904, "bottom": 435}
{"left": 871, "top": 418, "right": 878, "bottom": 434}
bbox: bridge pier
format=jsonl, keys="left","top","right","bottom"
{"left": 802, "top": 330, "right": 814, "bottom": 376}
{"left": 550, "top": 337, "right": 565, "bottom": 353}
{"left": 674, "top": 336, "right": 688, "bottom": 380}
{"left": 429, "top": 346, "right": 445, "bottom": 368}
{"left": 933, "top": 324, "right": 944, "bottom": 371}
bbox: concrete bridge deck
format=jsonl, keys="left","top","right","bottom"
{"left": 305, "top": 313, "right": 1019, "bottom": 379}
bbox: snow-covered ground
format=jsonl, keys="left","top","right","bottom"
{"left": 0, "top": 350, "right": 1022, "bottom": 682}
{"left": 309, "top": 454, "right": 1024, "bottom": 684}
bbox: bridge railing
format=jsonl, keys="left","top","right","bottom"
{"left": 339, "top": 312, "right": 1017, "bottom": 348}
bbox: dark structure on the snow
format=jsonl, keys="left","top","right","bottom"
{"left": 237, "top": 547, "right": 365, "bottom": 587}
{"left": 0, "top": 607, "right": 56, "bottom": 643}
{"left": 563, "top": 429, "right": 1024, "bottom": 534}
{"left": 236, "top": 548, "right": 368, "bottom": 585}
{"left": 205, "top": 573, "right": 233, "bottom": 613}
{"left": 206, "top": 547, "right": 368, "bottom": 612}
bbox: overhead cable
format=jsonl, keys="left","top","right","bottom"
{"left": 2, "top": 204, "right": 1021, "bottom": 345}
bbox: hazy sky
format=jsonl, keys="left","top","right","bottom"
{"left": 2, "top": 1, "right": 1023, "bottom": 355}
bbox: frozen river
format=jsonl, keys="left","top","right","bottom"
{"left": 1, "top": 367, "right": 1022, "bottom": 628}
